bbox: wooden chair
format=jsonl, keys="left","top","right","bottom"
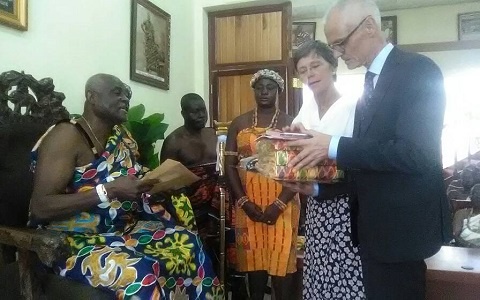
{"left": 0, "top": 70, "right": 109, "bottom": 299}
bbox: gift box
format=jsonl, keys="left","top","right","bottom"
{"left": 255, "top": 133, "right": 343, "bottom": 182}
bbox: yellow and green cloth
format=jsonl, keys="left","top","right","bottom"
{"left": 29, "top": 124, "right": 223, "bottom": 299}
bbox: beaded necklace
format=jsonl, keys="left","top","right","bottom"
{"left": 252, "top": 108, "right": 280, "bottom": 129}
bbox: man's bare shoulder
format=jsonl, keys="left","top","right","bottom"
{"left": 230, "top": 111, "right": 251, "bottom": 130}
{"left": 39, "top": 122, "right": 83, "bottom": 151}
{"left": 202, "top": 127, "right": 217, "bottom": 136}
{"left": 164, "top": 126, "right": 187, "bottom": 142}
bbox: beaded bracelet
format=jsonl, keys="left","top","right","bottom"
{"left": 237, "top": 196, "right": 250, "bottom": 208}
{"left": 273, "top": 198, "right": 287, "bottom": 211}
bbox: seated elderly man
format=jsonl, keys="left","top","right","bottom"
{"left": 28, "top": 74, "right": 223, "bottom": 299}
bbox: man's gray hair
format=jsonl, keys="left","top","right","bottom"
{"left": 324, "top": 0, "right": 381, "bottom": 28}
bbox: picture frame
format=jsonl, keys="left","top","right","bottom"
{"left": 130, "top": 0, "right": 171, "bottom": 90}
{"left": 458, "top": 11, "right": 480, "bottom": 41}
{"left": 292, "top": 22, "right": 316, "bottom": 50}
{"left": 0, "top": 0, "right": 27, "bottom": 31}
{"left": 381, "top": 16, "right": 397, "bottom": 45}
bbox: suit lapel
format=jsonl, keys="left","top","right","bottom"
{"left": 352, "top": 100, "right": 363, "bottom": 138}
{"left": 359, "top": 47, "right": 402, "bottom": 136}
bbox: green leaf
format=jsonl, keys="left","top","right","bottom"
{"left": 129, "top": 121, "right": 149, "bottom": 144}
{"left": 127, "top": 104, "right": 145, "bottom": 122}
{"left": 124, "top": 104, "right": 168, "bottom": 170}
{"left": 141, "top": 146, "right": 155, "bottom": 160}
{"left": 145, "top": 123, "right": 169, "bottom": 142}
{"left": 147, "top": 153, "right": 160, "bottom": 169}
{"left": 139, "top": 145, "right": 155, "bottom": 168}
{"left": 144, "top": 113, "right": 165, "bottom": 125}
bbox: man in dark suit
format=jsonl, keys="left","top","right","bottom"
{"left": 286, "top": 0, "right": 452, "bottom": 299}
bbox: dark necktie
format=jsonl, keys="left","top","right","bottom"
{"left": 356, "top": 71, "right": 376, "bottom": 133}
{"left": 363, "top": 71, "right": 376, "bottom": 106}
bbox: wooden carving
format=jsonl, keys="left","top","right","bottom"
{"left": 0, "top": 70, "right": 69, "bottom": 125}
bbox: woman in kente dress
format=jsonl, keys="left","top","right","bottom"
{"left": 28, "top": 74, "right": 222, "bottom": 299}
{"left": 225, "top": 69, "right": 300, "bottom": 300}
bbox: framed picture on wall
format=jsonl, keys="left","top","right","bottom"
{"left": 130, "top": 0, "right": 171, "bottom": 90}
{"left": 381, "top": 16, "right": 397, "bottom": 45}
{"left": 292, "top": 22, "right": 316, "bottom": 50}
{"left": 0, "top": 0, "right": 27, "bottom": 31}
{"left": 458, "top": 11, "right": 480, "bottom": 41}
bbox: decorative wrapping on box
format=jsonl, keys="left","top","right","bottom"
{"left": 255, "top": 137, "right": 343, "bottom": 182}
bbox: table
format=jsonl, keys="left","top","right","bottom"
{"left": 426, "top": 246, "right": 480, "bottom": 300}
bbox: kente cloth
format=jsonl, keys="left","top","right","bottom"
{"left": 163, "top": 163, "right": 237, "bottom": 268}
{"left": 29, "top": 124, "right": 223, "bottom": 300}
{"left": 234, "top": 127, "right": 300, "bottom": 276}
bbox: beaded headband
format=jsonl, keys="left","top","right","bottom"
{"left": 250, "top": 69, "right": 285, "bottom": 93}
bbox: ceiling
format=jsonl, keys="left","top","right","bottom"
{"left": 292, "top": 0, "right": 479, "bottom": 20}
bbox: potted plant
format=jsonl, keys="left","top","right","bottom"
{"left": 124, "top": 104, "right": 168, "bottom": 169}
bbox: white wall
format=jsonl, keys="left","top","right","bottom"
{"left": 385, "top": 2, "right": 480, "bottom": 44}
{"left": 295, "top": 1, "right": 480, "bottom": 75}
{"left": 0, "top": 0, "right": 195, "bottom": 136}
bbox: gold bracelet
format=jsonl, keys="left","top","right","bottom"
{"left": 237, "top": 196, "right": 249, "bottom": 208}
{"left": 273, "top": 198, "right": 287, "bottom": 211}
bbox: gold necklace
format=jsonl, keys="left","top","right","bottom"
{"left": 252, "top": 108, "right": 279, "bottom": 129}
{"left": 81, "top": 116, "right": 103, "bottom": 147}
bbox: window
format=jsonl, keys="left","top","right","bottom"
{"left": 301, "top": 70, "right": 480, "bottom": 168}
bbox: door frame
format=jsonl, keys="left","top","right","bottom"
{"left": 207, "top": 3, "right": 293, "bottom": 123}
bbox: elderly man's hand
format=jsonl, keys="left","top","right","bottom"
{"left": 106, "top": 176, "right": 158, "bottom": 201}
{"left": 282, "top": 122, "right": 308, "bottom": 133}
{"left": 284, "top": 130, "right": 332, "bottom": 170}
{"left": 280, "top": 181, "right": 315, "bottom": 196}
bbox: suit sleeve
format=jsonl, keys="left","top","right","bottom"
{"left": 337, "top": 56, "right": 446, "bottom": 174}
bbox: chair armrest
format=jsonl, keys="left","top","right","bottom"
{"left": 0, "top": 226, "right": 68, "bottom": 267}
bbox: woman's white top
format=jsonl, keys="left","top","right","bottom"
{"left": 292, "top": 90, "right": 358, "bottom": 137}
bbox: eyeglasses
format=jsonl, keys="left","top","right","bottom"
{"left": 328, "top": 16, "right": 370, "bottom": 54}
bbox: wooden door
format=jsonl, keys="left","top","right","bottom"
{"left": 208, "top": 3, "right": 293, "bottom": 123}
